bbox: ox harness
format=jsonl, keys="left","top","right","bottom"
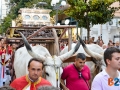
{"left": 43, "top": 56, "right": 68, "bottom": 89}
{"left": 73, "top": 64, "right": 90, "bottom": 90}
{"left": 44, "top": 62, "right": 61, "bottom": 88}
{"left": 44, "top": 63, "right": 67, "bottom": 89}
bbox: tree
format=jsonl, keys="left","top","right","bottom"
{"left": 0, "top": 0, "right": 62, "bottom": 33}
{"left": 0, "top": 0, "right": 30, "bottom": 34}
{"left": 64, "top": 0, "right": 120, "bottom": 40}
{"left": 0, "top": 0, "right": 53, "bottom": 34}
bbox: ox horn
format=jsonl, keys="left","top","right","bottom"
{"left": 19, "top": 32, "right": 46, "bottom": 62}
{"left": 59, "top": 35, "right": 81, "bottom": 62}
{"left": 79, "top": 37, "right": 103, "bottom": 60}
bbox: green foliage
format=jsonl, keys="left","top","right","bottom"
{"left": 65, "top": 0, "right": 120, "bottom": 28}
{"left": 0, "top": 15, "right": 12, "bottom": 34}
{"left": 0, "top": 0, "right": 64, "bottom": 34}
{"left": 0, "top": 0, "right": 53, "bottom": 33}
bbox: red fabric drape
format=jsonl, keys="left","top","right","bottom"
{"left": 30, "top": 83, "right": 36, "bottom": 90}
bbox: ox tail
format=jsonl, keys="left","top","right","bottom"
{"left": 59, "top": 35, "right": 81, "bottom": 62}
{"left": 19, "top": 32, "right": 46, "bottom": 62}
{"left": 79, "top": 37, "right": 103, "bottom": 60}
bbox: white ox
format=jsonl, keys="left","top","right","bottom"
{"left": 13, "top": 32, "right": 81, "bottom": 87}
{"left": 60, "top": 38, "right": 106, "bottom": 78}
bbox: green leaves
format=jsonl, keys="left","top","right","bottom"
{"left": 0, "top": 0, "right": 53, "bottom": 33}
{"left": 64, "top": 0, "right": 120, "bottom": 40}
{"left": 65, "top": 0, "right": 120, "bottom": 28}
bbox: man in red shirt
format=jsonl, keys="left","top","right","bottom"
{"left": 10, "top": 58, "right": 51, "bottom": 90}
{"left": 61, "top": 53, "right": 91, "bottom": 90}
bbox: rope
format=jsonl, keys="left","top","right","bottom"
{"left": 60, "top": 80, "right": 69, "bottom": 90}
{"left": 43, "top": 56, "right": 68, "bottom": 89}
{"left": 53, "top": 56, "right": 59, "bottom": 87}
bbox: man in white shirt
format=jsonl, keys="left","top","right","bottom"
{"left": 91, "top": 47, "right": 120, "bottom": 90}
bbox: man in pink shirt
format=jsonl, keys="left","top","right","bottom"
{"left": 61, "top": 53, "right": 91, "bottom": 90}
{"left": 91, "top": 47, "right": 120, "bottom": 90}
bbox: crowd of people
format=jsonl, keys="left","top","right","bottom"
{"left": 0, "top": 36, "right": 120, "bottom": 90}
{"left": 59, "top": 36, "right": 120, "bottom": 52}
{"left": 82, "top": 36, "right": 120, "bottom": 51}
{"left": 0, "top": 38, "right": 18, "bottom": 87}
{"left": 2, "top": 47, "right": 120, "bottom": 90}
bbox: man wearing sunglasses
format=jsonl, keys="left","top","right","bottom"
{"left": 61, "top": 53, "right": 91, "bottom": 90}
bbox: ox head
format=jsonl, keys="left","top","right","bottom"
{"left": 19, "top": 32, "right": 81, "bottom": 87}
{"left": 79, "top": 37, "right": 106, "bottom": 71}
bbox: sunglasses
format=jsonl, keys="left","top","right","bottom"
{"left": 79, "top": 72, "right": 82, "bottom": 78}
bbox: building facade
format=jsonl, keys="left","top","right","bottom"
{"left": 81, "top": 2, "right": 120, "bottom": 44}
{"left": 0, "top": 0, "right": 10, "bottom": 21}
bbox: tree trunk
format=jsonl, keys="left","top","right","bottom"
{"left": 86, "top": 10, "right": 90, "bottom": 41}
{"left": 87, "top": 26, "right": 90, "bottom": 41}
